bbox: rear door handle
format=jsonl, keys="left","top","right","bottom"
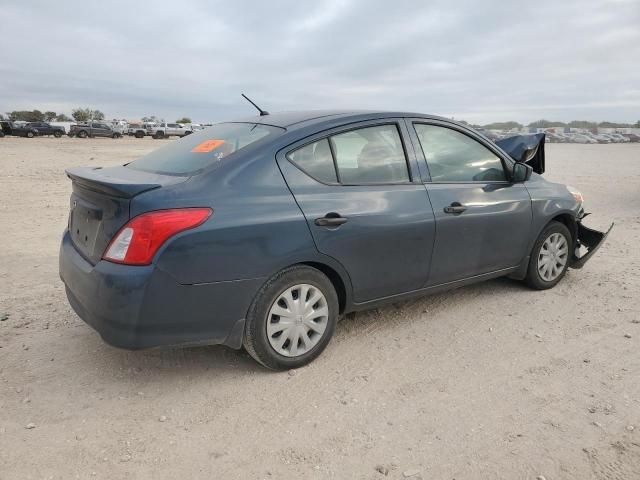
{"left": 315, "top": 214, "right": 348, "bottom": 227}
{"left": 443, "top": 202, "right": 467, "bottom": 214}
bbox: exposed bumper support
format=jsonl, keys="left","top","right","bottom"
{"left": 570, "top": 221, "right": 614, "bottom": 269}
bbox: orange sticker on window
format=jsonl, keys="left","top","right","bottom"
{"left": 191, "top": 139, "right": 225, "bottom": 153}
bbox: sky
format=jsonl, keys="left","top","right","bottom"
{"left": 1, "top": 0, "right": 639, "bottom": 124}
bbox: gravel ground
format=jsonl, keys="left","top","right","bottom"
{"left": 0, "top": 137, "right": 639, "bottom": 480}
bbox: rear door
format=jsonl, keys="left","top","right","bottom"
{"left": 37, "top": 122, "right": 52, "bottom": 134}
{"left": 407, "top": 120, "right": 532, "bottom": 285}
{"left": 92, "top": 123, "right": 108, "bottom": 137}
{"left": 168, "top": 123, "right": 180, "bottom": 136}
{"left": 277, "top": 120, "right": 436, "bottom": 304}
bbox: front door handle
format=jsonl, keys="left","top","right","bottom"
{"left": 443, "top": 202, "right": 467, "bottom": 214}
{"left": 315, "top": 213, "right": 348, "bottom": 227}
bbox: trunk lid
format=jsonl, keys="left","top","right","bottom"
{"left": 66, "top": 166, "right": 187, "bottom": 264}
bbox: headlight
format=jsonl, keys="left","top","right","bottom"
{"left": 567, "top": 185, "right": 584, "bottom": 204}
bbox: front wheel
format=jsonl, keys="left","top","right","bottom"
{"left": 243, "top": 266, "right": 338, "bottom": 370}
{"left": 54, "top": 131, "right": 62, "bottom": 138}
{"left": 77, "top": 130, "right": 88, "bottom": 139}
{"left": 112, "top": 132, "right": 121, "bottom": 139}
{"left": 525, "top": 221, "right": 572, "bottom": 290}
{"left": 26, "top": 131, "right": 35, "bottom": 138}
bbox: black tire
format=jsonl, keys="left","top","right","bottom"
{"left": 54, "top": 131, "right": 62, "bottom": 138}
{"left": 153, "top": 132, "right": 164, "bottom": 139}
{"left": 135, "top": 131, "right": 144, "bottom": 139}
{"left": 524, "top": 221, "right": 572, "bottom": 290}
{"left": 243, "top": 265, "right": 339, "bottom": 370}
{"left": 67, "top": 133, "right": 74, "bottom": 138}
{"left": 112, "top": 132, "right": 121, "bottom": 139}
{"left": 26, "top": 131, "right": 35, "bottom": 138}
{"left": 77, "top": 130, "right": 88, "bottom": 139}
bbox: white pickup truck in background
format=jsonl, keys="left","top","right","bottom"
{"left": 148, "top": 123, "right": 193, "bottom": 139}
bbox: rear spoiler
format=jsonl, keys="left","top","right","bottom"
{"left": 66, "top": 166, "right": 162, "bottom": 198}
{"left": 495, "top": 133, "right": 546, "bottom": 174}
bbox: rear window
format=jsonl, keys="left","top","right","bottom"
{"left": 126, "top": 123, "right": 283, "bottom": 175}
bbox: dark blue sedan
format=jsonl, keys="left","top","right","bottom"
{"left": 59, "top": 111, "right": 610, "bottom": 369}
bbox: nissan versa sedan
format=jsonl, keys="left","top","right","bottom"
{"left": 59, "top": 111, "right": 611, "bottom": 369}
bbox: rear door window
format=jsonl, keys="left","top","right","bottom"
{"left": 287, "top": 123, "right": 411, "bottom": 185}
{"left": 330, "top": 124, "right": 409, "bottom": 184}
{"left": 127, "top": 123, "right": 283, "bottom": 175}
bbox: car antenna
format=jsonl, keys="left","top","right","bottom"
{"left": 241, "top": 93, "right": 269, "bottom": 116}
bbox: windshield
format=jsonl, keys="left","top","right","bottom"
{"left": 126, "top": 122, "right": 283, "bottom": 175}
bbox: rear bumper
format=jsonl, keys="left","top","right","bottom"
{"left": 59, "top": 230, "right": 264, "bottom": 350}
{"left": 570, "top": 221, "right": 613, "bottom": 269}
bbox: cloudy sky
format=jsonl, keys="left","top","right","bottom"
{"left": 1, "top": 0, "right": 639, "bottom": 124}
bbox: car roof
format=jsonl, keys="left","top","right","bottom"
{"left": 230, "top": 110, "right": 452, "bottom": 130}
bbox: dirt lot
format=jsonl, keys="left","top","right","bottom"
{"left": 0, "top": 137, "right": 638, "bottom": 480}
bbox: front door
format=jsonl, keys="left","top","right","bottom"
{"left": 408, "top": 121, "right": 533, "bottom": 286}
{"left": 277, "top": 121, "right": 436, "bottom": 303}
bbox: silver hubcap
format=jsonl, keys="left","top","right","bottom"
{"left": 267, "top": 284, "right": 329, "bottom": 357}
{"left": 538, "top": 232, "right": 568, "bottom": 281}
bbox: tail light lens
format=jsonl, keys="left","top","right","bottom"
{"left": 103, "top": 208, "right": 212, "bottom": 265}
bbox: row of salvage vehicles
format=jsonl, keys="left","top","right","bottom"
{"left": 0, "top": 120, "right": 121, "bottom": 139}
{"left": 126, "top": 122, "right": 205, "bottom": 139}
{"left": 0, "top": 120, "right": 206, "bottom": 139}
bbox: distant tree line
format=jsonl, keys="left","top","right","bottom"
{"left": 2, "top": 110, "right": 73, "bottom": 122}
{"left": 1, "top": 107, "right": 108, "bottom": 122}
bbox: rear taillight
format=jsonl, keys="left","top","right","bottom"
{"left": 103, "top": 208, "right": 212, "bottom": 265}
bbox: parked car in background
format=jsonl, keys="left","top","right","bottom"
{"left": 609, "top": 133, "right": 630, "bottom": 143}
{"left": 545, "top": 132, "right": 567, "bottom": 143}
{"left": 569, "top": 133, "right": 597, "bottom": 144}
{"left": 68, "top": 122, "right": 122, "bottom": 139}
{"left": 24, "top": 122, "right": 66, "bottom": 137}
{"left": 181, "top": 123, "right": 205, "bottom": 132}
{"left": 0, "top": 121, "right": 40, "bottom": 138}
{"left": 1, "top": 121, "right": 13, "bottom": 137}
{"left": 59, "top": 110, "right": 611, "bottom": 369}
{"left": 127, "top": 123, "right": 156, "bottom": 138}
{"left": 622, "top": 133, "right": 640, "bottom": 143}
{"left": 148, "top": 122, "right": 192, "bottom": 139}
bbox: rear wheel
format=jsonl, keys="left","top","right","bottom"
{"left": 54, "top": 131, "right": 62, "bottom": 138}
{"left": 525, "top": 221, "right": 572, "bottom": 290}
{"left": 153, "top": 132, "right": 164, "bottom": 139}
{"left": 243, "top": 266, "right": 338, "bottom": 370}
{"left": 77, "top": 130, "right": 88, "bottom": 139}
{"left": 112, "top": 132, "right": 121, "bottom": 139}
{"left": 26, "top": 131, "right": 35, "bottom": 138}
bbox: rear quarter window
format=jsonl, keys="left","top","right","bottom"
{"left": 126, "top": 123, "right": 283, "bottom": 175}
{"left": 287, "top": 139, "right": 337, "bottom": 184}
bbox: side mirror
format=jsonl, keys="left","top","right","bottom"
{"left": 511, "top": 162, "right": 532, "bottom": 183}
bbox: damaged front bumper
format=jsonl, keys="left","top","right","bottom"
{"left": 570, "top": 218, "right": 614, "bottom": 269}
